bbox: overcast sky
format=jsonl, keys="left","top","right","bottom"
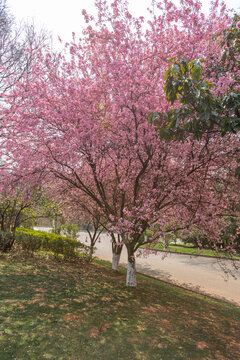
{"left": 7, "top": 0, "right": 240, "bottom": 48}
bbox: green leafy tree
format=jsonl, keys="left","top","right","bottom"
{"left": 149, "top": 14, "right": 240, "bottom": 176}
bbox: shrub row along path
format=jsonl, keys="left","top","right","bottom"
{"left": 36, "top": 228, "right": 240, "bottom": 306}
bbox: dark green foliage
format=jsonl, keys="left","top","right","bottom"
{"left": 15, "top": 228, "right": 88, "bottom": 259}
{"left": 0, "top": 231, "right": 14, "bottom": 252}
{"left": 221, "top": 217, "right": 240, "bottom": 251}
{"left": 148, "top": 15, "right": 240, "bottom": 177}
{"left": 181, "top": 228, "right": 211, "bottom": 249}
{"left": 149, "top": 57, "right": 240, "bottom": 141}
{"left": 182, "top": 218, "right": 240, "bottom": 252}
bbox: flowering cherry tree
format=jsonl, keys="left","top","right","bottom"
{"left": 2, "top": 0, "right": 239, "bottom": 285}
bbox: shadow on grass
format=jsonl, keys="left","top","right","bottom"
{"left": 0, "top": 254, "right": 239, "bottom": 360}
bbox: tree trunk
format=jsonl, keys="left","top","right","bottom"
{"left": 126, "top": 259, "right": 137, "bottom": 287}
{"left": 126, "top": 245, "right": 137, "bottom": 287}
{"left": 112, "top": 242, "right": 122, "bottom": 271}
{"left": 163, "top": 234, "right": 166, "bottom": 249}
{"left": 53, "top": 213, "right": 58, "bottom": 233}
{"left": 112, "top": 252, "right": 121, "bottom": 271}
{"left": 87, "top": 245, "right": 94, "bottom": 262}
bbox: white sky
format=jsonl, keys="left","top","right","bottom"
{"left": 7, "top": 0, "right": 240, "bottom": 48}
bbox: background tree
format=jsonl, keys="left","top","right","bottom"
{"left": 0, "top": 170, "right": 49, "bottom": 252}
{"left": 51, "top": 181, "right": 124, "bottom": 268}
{"left": 0, "top": 0, "right": 51, "bottom": 94}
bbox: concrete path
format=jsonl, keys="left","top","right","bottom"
{"left": 77, "top": 231, "right": 240, "bottom": 306}
{"left": 34, "top": 227, "right": 240, "bottom": 306}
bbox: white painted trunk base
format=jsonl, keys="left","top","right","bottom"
{"left": 126, "top": 261, "right": 137, "bottom": 287}
{"left": 112, "top": 253, "right": 120, "bottom": 271}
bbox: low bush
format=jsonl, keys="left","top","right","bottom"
{"left": 0, "top": 230, "right": 14, "bottom": 252}
{"left": 182, "top": 230, "right": 210, "bottom": 248}
{"left": 16, "top": 228, "right": 89, "bottom": 259}
{"left": 220, "top": 217, "right": 240, "bottom": 252}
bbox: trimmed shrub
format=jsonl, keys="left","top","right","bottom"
{"left": 16, "top": 228, "right": 89, "bottom": 259}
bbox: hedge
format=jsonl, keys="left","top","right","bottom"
{"left": 16, "top": 228, "right": 89, "bottom": 259}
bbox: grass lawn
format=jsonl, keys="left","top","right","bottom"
{"left": 0, "top": 253, "right": 239, "bottom": 360}
{"left": 146, "top": 243, "right": 240, "bottom": 259}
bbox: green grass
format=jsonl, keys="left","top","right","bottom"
{"left": 146, "top": 242, "right": 240, "bottom": 259}
{"left": 0, "top": 253, "right": 240, "bottom": 360}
